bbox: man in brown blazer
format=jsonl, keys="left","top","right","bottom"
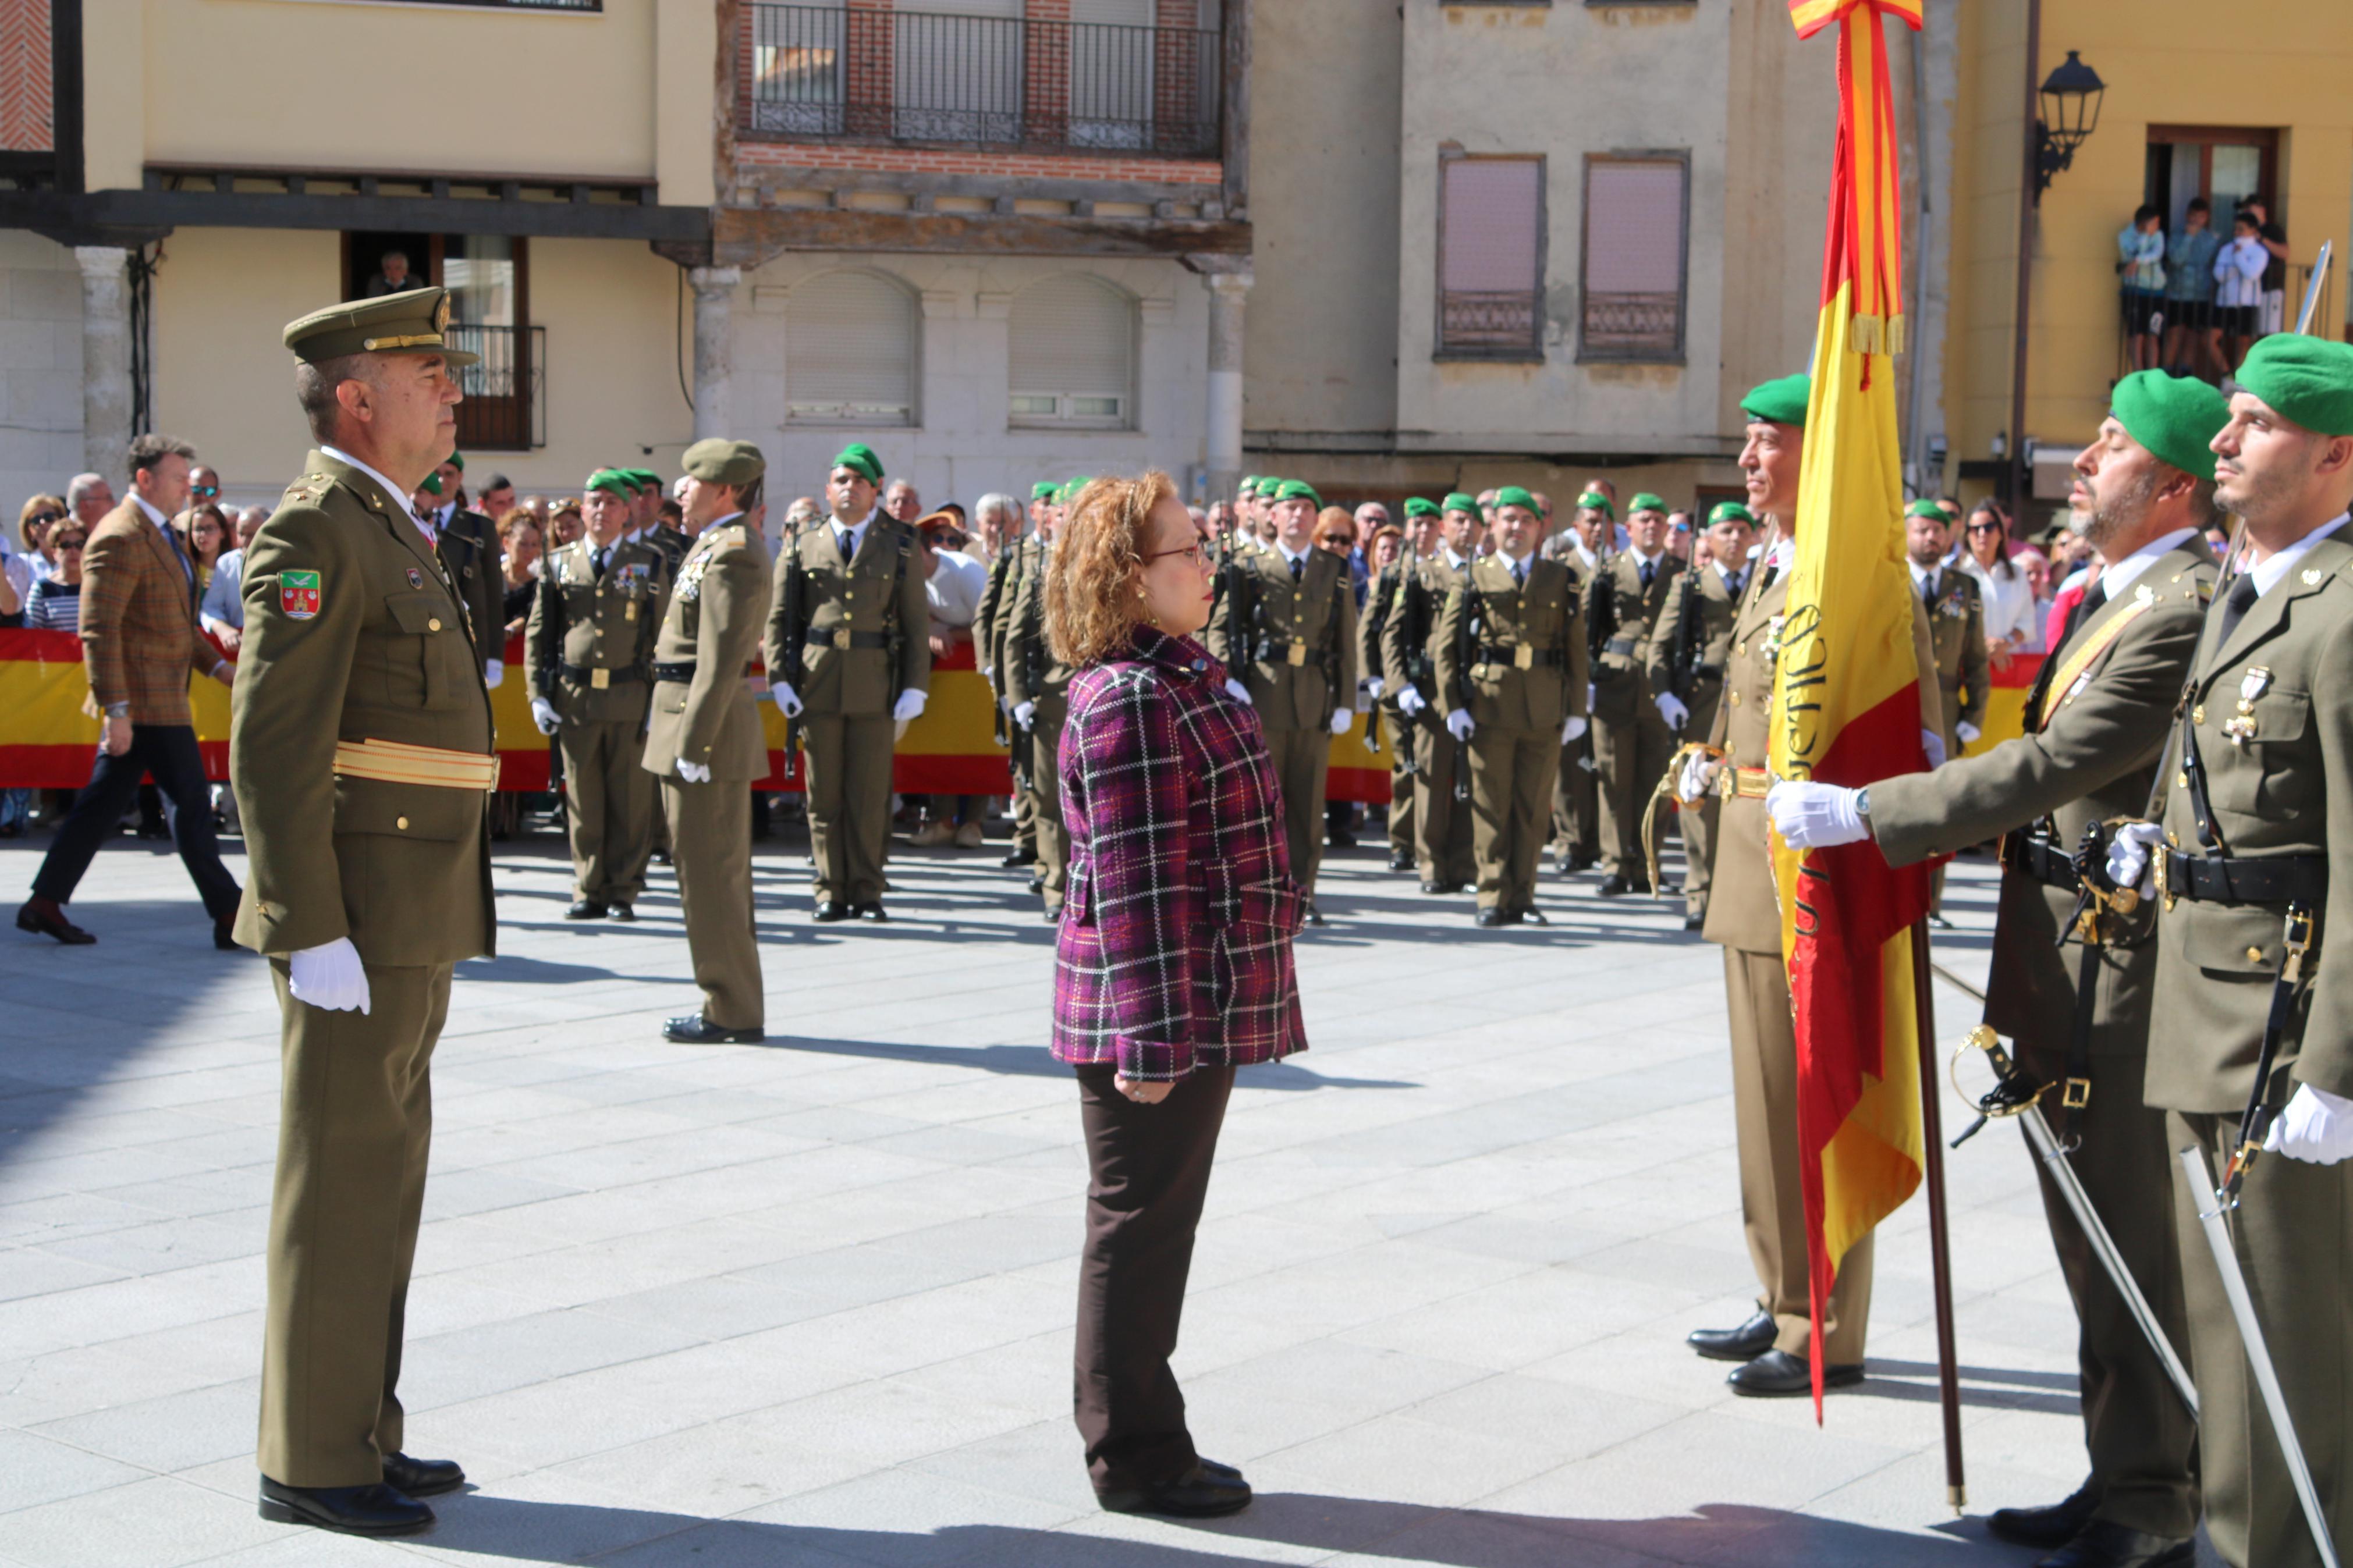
{"left": 16, "top": 434, "right": 239, "bottom": 947}
{"left": 1773, "top": 371, "right": 2227, "bottom": 1568}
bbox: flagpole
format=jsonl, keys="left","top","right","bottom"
{"left": 1911, "top": 916, "right": 1967, "bottom": 1510}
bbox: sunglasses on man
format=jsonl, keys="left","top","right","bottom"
{"left": 191, "top": 484, "right": 221, "bottom": 500}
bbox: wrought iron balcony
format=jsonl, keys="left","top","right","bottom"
{"left": 447, "top": 324, "right": 546, "bottom": 451}
{"left": 1580, "top": 291, "right": 1684, "bottom": 362}
{"left": 1439, "top": 290, "right": 1542, "bottom": 359}
{"left": 746, "top": 4, "right": 1223, "bottom": 158}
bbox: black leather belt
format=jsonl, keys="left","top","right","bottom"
{"left": 1604, "top": 637, "right": 1641, "bottom": 657}
{"left": 2158, "top": 850, "right": 2326, "bottom": 906}
{"left": 559, "top": 661, "right": 643, "bottom": 684}
{"left": 1252, "top": 637, "right": 1330, "bottom": 666}
{"left": 2003, "top": 831, "right": 2079, "bottom": 891}
{"left": 808, "top": 631, "right": 890, "bottom": 652}
{"left": 651, "top": 660, "right": 697, "bottom": 683}
{"left": 1477, "top": 643, "right": 1564, "bottom": 669}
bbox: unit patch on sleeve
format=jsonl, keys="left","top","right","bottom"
{"left": 280, "top": 570, "right": 321, "bottom": 620}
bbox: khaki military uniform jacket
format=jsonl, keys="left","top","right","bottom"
{"left": 1646, "top": 561, "right": 1745, "bottom": 730}
{"left": 644, "top": 515, "right": 772, "bottom": 781}
{"left": 1869, "top": 539, "right": 2216, "bottom": 1077}
{"left": 1382, "top": 552, "right": 1472, "bottom": 703}
{"left": 974, "top": 531, "right": 1031, "bottom": 696}
{"left": 764, "top": 514, "right": 932, "bottom": 719}
{"left": 1702, "top": 554, "right": 1943, "bottom": 955}
{"left": 2146, "top": 531, "right": 2353, "bottom": 1114}
{"left": 1003, "top": 538, "right": 1073, "bottom": 712}
{"left": 1588, "top": 550, "right": 1681, "bottom": 723}
{"left": 1433, "top": 553, "right": 1589, "bottom": 733}
{"left": 524, "top": 535, "right": 665, "bottom": 724}
{"left": 229, "top": 450, "right": 496, "bottom": 964}
{"left": 1207, "top": 544, "right": 1358, "bottom": 733}
{"left": 1918, "top": 566, "right": 1990, "bottom": 744}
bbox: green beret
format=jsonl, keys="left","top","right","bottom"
{"left": 1740, "top": 373, "right": 1812, "bottom": 428}
{"left": 445, "top": 450, "right": 465, "bottom": 472}
{"left": 1492, "top": 485, "right": 1540, "bottom": 513}
{"left": 1403, "top": 496, "right": 1442, "bottom": 520}
{"left": 584, "top": 469, "right": 636, "bottom": 499}
{"left": 830, "top": 443, "right": 884, "bottom": 483}
{"left": 1442, "top": 492, "right": 1482, "bottom": 517}
{"left": 1254, "top": 477, "right": 1283, "bottom": 498}
{"left": 1707, "top": 501, "right": 1757, "bottom": 527}
{"left": 418, "top": 473, "right": 442, "bottom": 497}
{"left": 1237, "top": 474, "right": 1260, "bottom": 491}
{"left": 1628, "top": 492, "right": 1668, "bottom": 514}
{"left": 1031, "top": 481, "right": 1059, "bottom": 501}
{"left": 1275, "top": 479, "right": 1322, "bottom": 509}
{"left": 682, "top": 438, "right": 765, "bottom": 488}
{"left": 1574, "top": 489, "right": 1616, "bottom": 518}
{"left": 2235, "top": 336, "right": 2353, "bottom": 438}
{"left": 1904, "top": 498, "right": 1947, "bottom": 520}
{"left": 282, "top": 287, "right": 478, "bottom": 368}
{"left": 627, "top": 468, "right": 661, "bottom": 489}
{"left": 2110, "top": 369, "right": 2233, "bottom": 478}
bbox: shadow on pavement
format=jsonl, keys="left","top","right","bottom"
{"left": 754, "top": 1034, "right": 1417, "bottom": 1091}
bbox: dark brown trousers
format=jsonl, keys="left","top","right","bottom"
{"left": 1073, "top": 1063, "right": 1235, "bottom": 1494}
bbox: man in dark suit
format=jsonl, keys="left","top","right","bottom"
{"left": 16, "top": 435, "right": 239, "bottom": 946}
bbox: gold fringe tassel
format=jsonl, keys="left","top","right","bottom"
{"left": 1847, "top": 312, "right": 1908, "bottom": 357}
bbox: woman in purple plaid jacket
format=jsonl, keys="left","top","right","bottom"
{"left": 1044, "top": 471, "right": 1306, "bottom": 1520}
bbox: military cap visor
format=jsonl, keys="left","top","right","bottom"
{"left": 2230, "top": 336, "right": 2353, "bottom": 438}
{"left": 1403, "top": 497, "right": 1442, "bottom": 520}
{"left": 1740, "top": 373, "right": 1812, "bottom": 429}
{"left": 2108, "top": 370, "right": 2232, "bottom": 480}
{"left": 682, "top": 438, "right": 766, "bottom": 488}
{"left": 1492, "top": 485, "right": 1540, "bottom": 513}
{"left": 283, "top": 287, "right": 478, "bottom": 368}
{"left": 831, "top": 443, "right": 885, "bottom": 483}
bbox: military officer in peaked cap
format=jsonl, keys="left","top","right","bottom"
{"left": 1774, "top": 370, "right": 2230, "bottom": 1568}
{"left": 235, "top": 287, "right": 494, "bottom": 1538}
{"left": 647, "top": 439, "right": 773, "bottom": 1043}
{"left": 765, "top": 443, "right": 931, "bottom": 922}
{"left": 528, "top": 468, "right": 666, "bottom": 922}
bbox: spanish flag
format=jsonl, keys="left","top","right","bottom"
{"left": 1772, "top": 0, "right": 1933, "bottom": 1415}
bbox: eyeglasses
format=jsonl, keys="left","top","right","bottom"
{"left": 1144, "top": 541, "right": 1211, "bottom": 568}
{"left": 1965, "top": 521, "right": 2004, "bottom": 534}
{"left": 191, "top": 485, "right": 219, "bottom": 499}
{"left": 29, "top": 510, "right": 63, "bottom": 526}
{"left": 55, "top": 540, "right": 86, "bottom": 553}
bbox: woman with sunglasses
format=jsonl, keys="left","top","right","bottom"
{"left": 1957, "top": 501, "right": 2037, "bottom": 671}
{"left": 26, "top": 528, "right": 86, "bottom": 631}
{"left": 12, "top": 494, "right": 65, "bottom": 600}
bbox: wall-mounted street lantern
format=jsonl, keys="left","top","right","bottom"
{"left": 2034, "top": 50, "right": 2105, "bottom": 201}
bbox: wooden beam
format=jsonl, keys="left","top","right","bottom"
{"left": 712, "top": 205, "right": 1249, "bottom": 268}
{"left": 1220, "top": 0, "right": 1250, "bottom": 219}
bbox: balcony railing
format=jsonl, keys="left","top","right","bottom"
{"left": 746, "top": 5, "right": 1222, "bottom": 158}
{"left": 1580, "top": 291, "right": 1684, "bottom": 362}
{"left": 449, "top": 325, "right": 545, "bottom": 451}
{"left": 1438, "top": 290, "right": 1541, "bottom": 359}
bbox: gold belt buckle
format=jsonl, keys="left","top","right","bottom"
{"left": 2061, "top": 1077, "right": 2092, "bottom": 1110}
{"left": 2154, "top": 844, "right": 2175, "bottom": 913}
{"left": 591, "top": 667, "right": 611, "bottom": 691}
{"left": 1287, "top": 644, "right": 1307, "bottom": 667}
{"left": 1718, "top": 768, "right": 1735, "bottom": 801}
{"left": 1513, "top": 646, "right": 1534, "bottom": 671}
{"left": 833, "top": 628, "right": 852, "bottom": 652}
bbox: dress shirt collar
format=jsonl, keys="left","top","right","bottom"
{"left": 2249, "top": 513, "right": 2350, "bottom": 598}
{"left": 1442, "top": 545, "right": 1470, "bottom": 572}
{"left": 700, "top": 510, "right": 744, "bottom": 542}
{"left": 829, "top": 511, "right": 870, "bottom": 557}
{"left": 131, "top": 493, "right": 171, "bottom": 531}
{"left": 320, "top": 446, "right": 420, "bottom": 519}
{"left": 1627, "top": 546, "right": 1665, "bottom": 571}
{"left": 1714, "top": 559, "right": 1745, "bottom": 590}
{"left": 1275, "top": 539, "right": 1311, "bottom": 570}
{"left": 1908, "top": 558, "right": 1940, "bottom": 592}
{"left": 2097, "top": 527, "right": 2198, "bottom": 601}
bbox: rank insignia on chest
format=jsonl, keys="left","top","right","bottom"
{"left": 280, "top": 570, "right": 321, "bottom": 620}
{"left": 406, "top": 567, "right": 424, "bottom": 589}
{"left": 2241, "top": 666, "right": 2273, "bottom": 703}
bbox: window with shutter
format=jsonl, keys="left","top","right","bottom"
{"left": 1580, "top": 155, "right": 1688, "bottom": 362}
{"left": 1009, "top": 275, "right": 1135, "bottom": 429}
{"left": 786, "top": 270, "right": 918, "bottom": 426}
{"left": 1437, "top": 154, "right": 1544, "bottom": 360}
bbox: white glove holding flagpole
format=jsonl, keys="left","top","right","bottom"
{"left": 1767, "top": 781, "right": 1869, "bottom": 848}
{"left": 530, "top": 698, "right": 560, "bottom": 736}
{"left": 1561, "top": 716, "right": 1587, "bottom": 745}
{"left": 1329, "top": 709, "right": 1353, "bottom": 737}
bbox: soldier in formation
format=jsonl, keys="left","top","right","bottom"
{"left": 1587, "top": 493, "right": 1683, "bottom": 897}
{"left": 1001, "top": 479, "right": 1080, "bottom": 920}
{"left": 1645, "top": 501, "right": 1756, "bottom": 930}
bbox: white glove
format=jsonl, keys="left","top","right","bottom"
{"left": 1955, "top": 720, "right": 1981, "bottom": 746}
{"left": 2266, "top": 1084, "right": 2353, "bottom": 1164}
{"left": 1655, "top": 692, "right": 1690, "bottom": 731}
{"left": 1921, "top": 728, "right": 1947, "bottom": 769}
{"left": 2106, "top": 822, "right": 2166, "bottom": 899}
{"left": 771, "top": 681, "right": 804, "bottom": 719}
{"left": 1225, "top": 678, "right": 1254, "bottom": 706}
{"left": 1013, "top": 699, "right": 1037, "bottom": 730}
{"left": 289, "top": 937, "right": 370, "bottom": 1014}
{"left": 1676, "top": 750, "right": 1721, "bottom": 804}
{"left": 530, "top": 698, "right": 560, "bottom": 736}
{"left": 1446, "top": 710, "right": 1475, "bottom": 743}
{"left": 1330, "top": 709, "right": 1353, "bottom": 737}
{"left": 677, "top": 759, "right": 712, "bottom": 783}
{"left": 1396, "top": 686, "right": 1427, "bottom": 719}
{"left": 483, "top": 659, "right": 504, "bottom": 689}
{"left": 1561, "top": 716, "right": 1588, "bottom": 745}
{"left": 893, "top": 689, "right": 927, "bottom": 723}
{"left": 1767, "top": 781, "right": 1869, "bottom": 848}
{"left": 1365, "top": 676, "right": 1385, "bottom": 702}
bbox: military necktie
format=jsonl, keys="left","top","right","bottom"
{"left": 1919, "top": 570, "right": 1937, "bottom": 605}
{"left": 1512, "top": 560, "right": 1527, "bottom": 590}
{"left": 1639, "top": 558, "right": 1655, "bottom": 591}
{"left": 592, "top": 546, "right": 609, "bottom": 581}
{"left": 1724, "top": 571, "right": 1744, "bottom": 599}
{"left": 1290, "top": 553, "right": 1304, "bottom": 583}
{"left": 2213, "top": 573, "right": 2260, "bottom": 647}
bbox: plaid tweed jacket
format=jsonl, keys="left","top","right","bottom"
{"left": 1052, "top": 626, "right": 1307, "bottom": 1080}
{"left": 79, "top": 497, "right": 221, "bottom": 727}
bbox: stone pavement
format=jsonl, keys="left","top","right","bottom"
{"left": 0, "top": 819, "right": 2126, "bottom": 1567}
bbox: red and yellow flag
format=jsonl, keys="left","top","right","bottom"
{"left": 1771, "top": 0, "right": 1934, "bottom": 1414}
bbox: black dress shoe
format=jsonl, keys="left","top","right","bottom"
{"left": 214, "top": 919, "right": 240, "bottom": 951}
{"left": 1683, "top": 913, "right": 1706, "bottom": 931}
{"left": 1097, "top": 1463, "right": 1251, "bottom": 1519}
{"left": 1511, "top": 906, "right": 1547, "bottom": 926}
{"left": 1026, "top": 874, "right": 1045, "bottom": 895}
{"left": 1686, "top": 1310, "right": 1777, "bottom": 1363}
{"left": 16, "top": 898, "right": 94, "bottom": 945}
{"left": 662, "top": 1014, "right": 765, "bottom": 1045}
{"left": 1421, "top": 880, "right": 1445, "bottom": 894}
{"left": 2033, "top": 1521, "right": 2195, "bottom": 1568}
{"left": 1565, "top": 849, "right": 1598, "bottom": 873}
{"left": 1475, "top": 906, "right": 1507, "bottom": 928}
{"left": 379, "top": 1453, "right": 465, "bottom": 1498}
{"left": 257, "top": 1477, "right": 434, "bottom": 1537}
{"left": 853, "top": 901, "right": 889, "bottom": 922}
{"left": 608, "top": 905, "right": 636, "bottom": 923}
{"left": 1196, "top": 1457, "right": 1243, "bottom": 1481}
{"left": 1988, "top": 1481, "right": 2101, "bottom": 1548}
{"left": 999, "top": 849, "right": 1028, "bottom": 869}
{"left": 1043, "top": 905, "right": 1063, "bottom": 924}
{"left": 563, "top": 899, "right": 608, "bottom": 920}
{"left": 1303, "top": 903, "right": 1325, "bottom": 927}
{"left": 1387, "top": 849, "right": 1414, "bottom": 872}
{"left": 814, "top": 900, "right": 853, "bottom": 923}
{"left": 1727, "top": 1347, "right": 1864, "bottom": 1397}
{"left": 1596, "top": 874, "right": 1634, "bottom": 897}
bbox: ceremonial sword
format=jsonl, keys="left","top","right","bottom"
{"left": 2180, "top": 1144, "right": 2341, "bottom": 1568}
{"left": 1929, "top": 966, "right": 2198, "bottom": 1418}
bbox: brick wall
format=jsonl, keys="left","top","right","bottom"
{"left": 0, "top": 0, "right": 54, "bottom": 154}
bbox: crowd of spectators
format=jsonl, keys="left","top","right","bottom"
{"left": 2120, "top": 193, "right": 2291, "bottom": 380}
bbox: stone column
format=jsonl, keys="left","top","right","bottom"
{"left": 75, "top": 247, "right": 134, "bottom": 484}
{"left": 1203, "top": 268, "right": 1251, "bottom": 506}
{"left": 688, "top": 266, "right": 741, "bottom": 441}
